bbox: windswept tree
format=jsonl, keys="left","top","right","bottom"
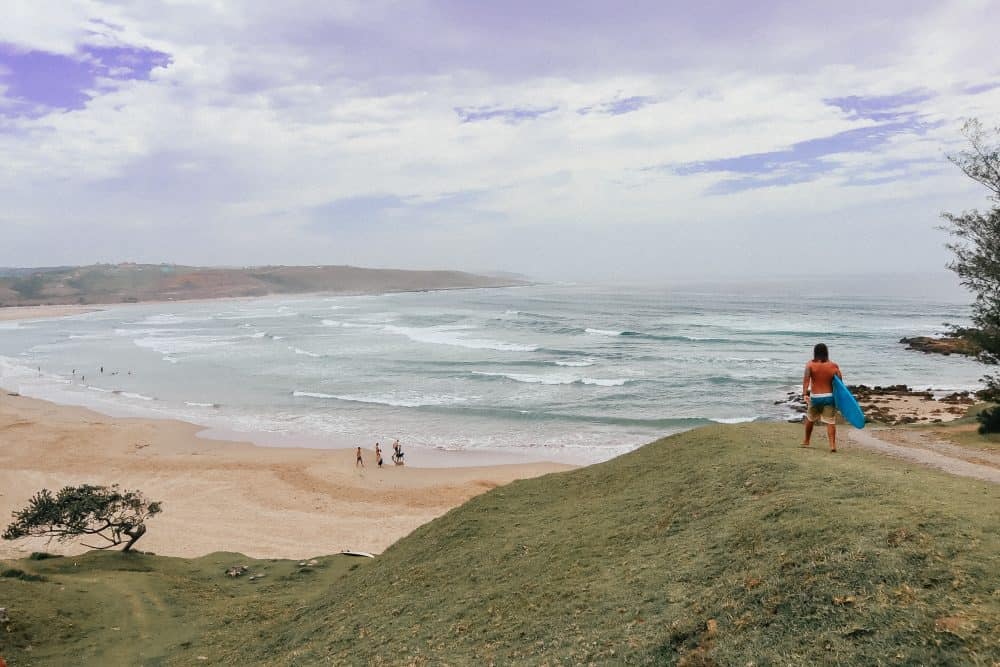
{"left": 3, "top": 485, "right": 162, "bottom": 552}
{"left": 942, "top": 119, "right": 1000, "bottom": 426}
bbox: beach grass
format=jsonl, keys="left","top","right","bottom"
{"left": 2, "top": 423, "right": 998, "bottom": 665}
{"left": 926, "top": 404, "right": 1000, "bottom": 452}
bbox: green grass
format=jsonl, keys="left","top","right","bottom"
{"left": 2, "top": 424, "right": 998, "bottom": 665}
{"left": 919, "top": 404, "right": 1000, "bottom": 452}
{"left": 0, "top": 551, "right": 358, "bottom": 666}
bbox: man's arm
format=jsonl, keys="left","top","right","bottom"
{"left": 802, "top": 364, "right": 811, "bottom": 403}
{"left": 835, "top": 363, "right": 843, "bottom": 380}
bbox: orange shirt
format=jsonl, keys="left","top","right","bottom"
{"left": 805, "top": 360, "right": 841, "bottom": 394}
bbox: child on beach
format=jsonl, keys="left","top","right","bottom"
{"left": 355, "top": 446, "right": 364, "bottom": 467}
{"left": 802, "top": 343, "right": 843, "bottom": 452}
{"left": 375, "top": 442, "right": 383, "bottom": 468}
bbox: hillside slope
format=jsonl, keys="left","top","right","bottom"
{"left": 0, "top": 264, "right": 526, "bottom": 307}
{"left": 1, "top": 423, "right": 997, "bottom": 665}
{"left": 225, "top": 423, "right": 1000, "bottom": 665}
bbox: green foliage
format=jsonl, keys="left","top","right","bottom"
{"left": 1, "top": 568, "right": 46, "bottom": 581}
{"left": 943, "top": 119, "right": 1000, "bottom": 393}
{"left": 975, "top": 406, "right": 1000, "bottom": 434}
{"left": 28, "top": 551, "right": 63, "bottom": 560}
{"left": 9, "top": 273, "right": 47, "bottom": 299}
{"left": 3, "top": 484, "right": 162, "bottom": 552}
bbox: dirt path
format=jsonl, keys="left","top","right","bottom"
{"left": 848, "top": 428, "right": 1000, "bottom": 484}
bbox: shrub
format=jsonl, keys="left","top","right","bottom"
{"left": 976, "top": 406, "right": 1000, "bottom": 434}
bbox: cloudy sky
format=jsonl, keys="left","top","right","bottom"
{"left": 1, "top": 1, "right": 998, "bottom": 281}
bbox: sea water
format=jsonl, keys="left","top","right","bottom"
{"left": 0, "top": 278, "right": 985, "bottom": 464}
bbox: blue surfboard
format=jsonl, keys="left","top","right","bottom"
{"left": 833, "top": 376, "right": 865, "bottom": 428}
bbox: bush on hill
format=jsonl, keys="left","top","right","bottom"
{"left": 976, "top": 406, "right": 1000, "bottom": 434}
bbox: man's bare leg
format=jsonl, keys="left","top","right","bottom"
{"left": 826, "top": 423, "right": 837, "bottom": 452}
{"left": 801, "top": 419, "right": 813, "bottom": 446}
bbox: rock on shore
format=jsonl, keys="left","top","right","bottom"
{"left": 899, "top": 335, "right": 980, "bottom": 357}
{"left": 778, "top": 385, "right": 977, "bottom": 425}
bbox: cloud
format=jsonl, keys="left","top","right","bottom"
{"left": 0, "top": 43, "right": 170, "bottom": 116}
{"left": 0, "top": 0, "right": 998, "bottom": 280}
{"left": 454, "top": 105, "right": 558, "bottom": 124}
{"left": 670, "top": 113, "right": 941, "bottom": 194}
{"left": 577, "top": 95, "right": 657, "bottom": 116}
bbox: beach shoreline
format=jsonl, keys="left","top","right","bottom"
{"left": 0, "top": 392, "right": 572, "bottom": 560}
{"left": 0, "top": 304, "right": 102, "bottom": 322}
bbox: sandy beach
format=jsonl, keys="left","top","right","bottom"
{"left": 0, "top": 304, "right": 100, "bottom": 322}
{"left": 0, "top": 393, "right": 571, "bottom": 559}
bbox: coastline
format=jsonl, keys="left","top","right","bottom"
{"left": 0, "top": 392, "right": 572, "bottom": 560}
{"left": 0, "top": 304, "right": 101, "bottom": 322}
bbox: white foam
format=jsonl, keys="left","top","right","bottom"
{"left": 140, "top": 313, "right": 209, "bottom": 325}
{"left": 711, "top": 416, "right": 758, "bottom": 424}
{"left": 292, "top": 391, "right": 336, "bottom": 399}
{"left": 120, "top": 391, "right": 154, "bottom": 401}
{"left": 473, "top": 372, "right": 628, "bottom": 387}
{"left": 290, "top": 347, "right": 321, "bottom": 358}
{"left": 554, "top": 359, "right": 595, "bottom": 367}
{"left": 133, "top": 336, "right": 237, "bottom": 356}
{"left": 250, "top": 331, "right": 267, "bottom": 338}
{"left": 384, "top": 325, "right": 537, "bottom": 352}
{"left": 292, "top": 390, "right": 467, "bottom": 407}
{"left": 185, "top": 401, "right": 218, "bottom": 408}
{"left": 215, "top": 311, "right": 298, "bottom": 320}
{"left": 580, "top": 378, "right": 629, "bottom": 387}
{"left": 585, "top": 328, "right": 624, "bottom": 336}
{"left": 321, "top": 319, "right": 341, "bottom": 327}
{"left": 87, "top": 386, "right": 112, "bottom": 393}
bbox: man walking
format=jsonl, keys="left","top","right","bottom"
{"left": 802, "top": 343, "right": 843, "bottom": 453}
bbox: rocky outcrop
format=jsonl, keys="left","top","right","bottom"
{"left": 778, "top": 385, "right": 979, "bottom": 425}
{"left": 899, "top": 336, "right": 980, "bottom": 357}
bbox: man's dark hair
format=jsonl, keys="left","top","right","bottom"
{"left": 813, "top": 343, "right": 829, "bottom": 362}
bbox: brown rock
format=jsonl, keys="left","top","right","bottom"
{"left": 899, "top": 336, "right": 980, "bottom": 357}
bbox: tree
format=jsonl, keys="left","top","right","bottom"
{"left": 943, "top": 119, "right": 1000, "bottom": 404}
{"left": 3, "top": 485, "right": 162, "bottom": 553}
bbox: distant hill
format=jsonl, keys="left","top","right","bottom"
{"left": 0, "top": 264, "right": 528, "bottom": 307}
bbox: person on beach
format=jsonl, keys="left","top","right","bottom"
{"left": 802, "top": 343, "right": 842, "bottom": 452}
{"left": 391, "top": 439, "right": 403, "bottom": 464}
{"left": 355, "top": 446, "right": 364, "bottom": 467}
{"left": 375, "top": 442, "right": 383, "bottom": 468}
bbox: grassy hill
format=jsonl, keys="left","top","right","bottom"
{"left": 2, "top": 423, "right": 998, "bottom": 665}
{"left": 0, "top": 264, "right": 525, "bottom": 307}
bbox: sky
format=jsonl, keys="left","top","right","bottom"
{"left": 1, "top": 1, "right": 998, "bottom": 281}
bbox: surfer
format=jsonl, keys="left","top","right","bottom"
{"left": 802, "top": 343, "right": 842, "bottom": 452}
{"left": 355, "top": 446, "right": 364, "bottom": 468}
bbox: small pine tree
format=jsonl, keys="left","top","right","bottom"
{"left": 942, "top": 119, "right": 1000, "bottom": 399}
{"left": 3, "top": 485, "right": 162, "bottom": 552}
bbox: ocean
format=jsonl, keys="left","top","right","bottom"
{"left": 0, "top": 278, "right": 985, "bottom": 464}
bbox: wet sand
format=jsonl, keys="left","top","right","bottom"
{"left": 0, "top": 393, "right": 571, "bottom": 560}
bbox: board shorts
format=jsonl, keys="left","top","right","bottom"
{"left": 807, "top": 393, "right": 836, "bottom": 424}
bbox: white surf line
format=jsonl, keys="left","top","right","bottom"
{"left": 848, "top": 429, "right": 1000, "bottom": 484}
